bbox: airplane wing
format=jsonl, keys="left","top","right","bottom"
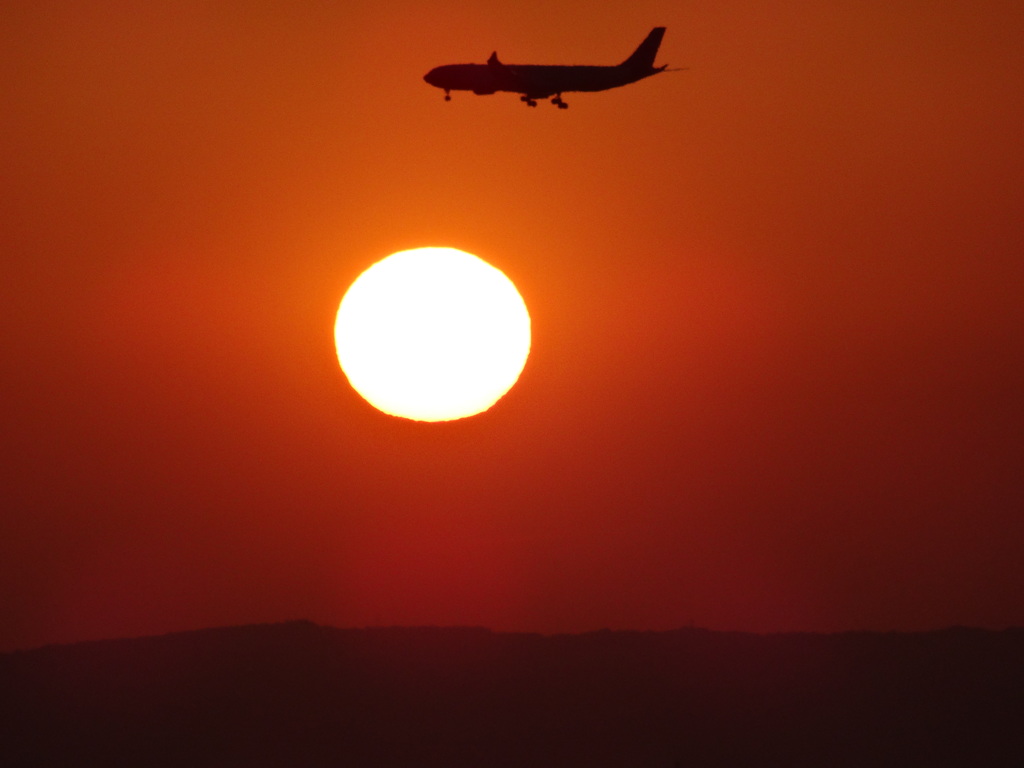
{"left": 486, "top": 51, "right": 527, "bottom": 92}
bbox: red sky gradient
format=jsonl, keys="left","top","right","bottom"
{"left": 2, "top": 1, "right": 1023, "bottom": 651}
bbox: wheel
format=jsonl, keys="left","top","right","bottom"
{"left": 558, "top": 102, "right": 568, "bottom": 109}
{"left": 444, "top": 94, "right": 451, "bottom": 102}
{"left": 528, "top": 99, "right": 537, "bottom": 107}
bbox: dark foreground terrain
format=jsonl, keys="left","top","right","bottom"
{"left": 1, "top": 621, "right": 1021, "bottom": 766}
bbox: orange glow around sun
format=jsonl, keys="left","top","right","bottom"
{"left": 334, "top": 247, "right": 531, "bottom": 421}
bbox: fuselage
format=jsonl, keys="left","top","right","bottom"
{"left": 424, "top": 63, "right": 657, "bottom": 99}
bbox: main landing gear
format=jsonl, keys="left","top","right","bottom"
{"left": 520, "top": 94, "right": 569, "bottom": 109}
{"left": 443, "top": 89, "right": 451, "bottom": 101}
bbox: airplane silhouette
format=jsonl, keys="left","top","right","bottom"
{"left": 424, "top": 27, "right": 669, "bottom": 108}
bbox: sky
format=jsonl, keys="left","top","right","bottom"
{"left": 2, "top": 0, "right": 1022, "bottom": 651}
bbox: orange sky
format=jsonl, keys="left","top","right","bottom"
{"left": 2, "top": 0, "right": 1023, "bottom": 650}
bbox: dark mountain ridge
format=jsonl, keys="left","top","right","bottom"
{"left": 2, "top": 621, "right": 1021, "bottom": 766}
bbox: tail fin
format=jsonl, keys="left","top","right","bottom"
{"left": 620, "top": 27, "right": 665, "bottom": 71}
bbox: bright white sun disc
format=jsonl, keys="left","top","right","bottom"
{"left": 334, "top": 247, "right": 531, "bottom": 421}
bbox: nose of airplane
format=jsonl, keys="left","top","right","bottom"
{"left": 423, "top": 68, "right": 439, "bottom": 86}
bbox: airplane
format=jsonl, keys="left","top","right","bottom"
{"left": 423, "top": 27, "right": 670, "bottom": 108}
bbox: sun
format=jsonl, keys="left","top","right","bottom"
{"left": 334, "top": 247, "right": 531, "bottom": 422}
